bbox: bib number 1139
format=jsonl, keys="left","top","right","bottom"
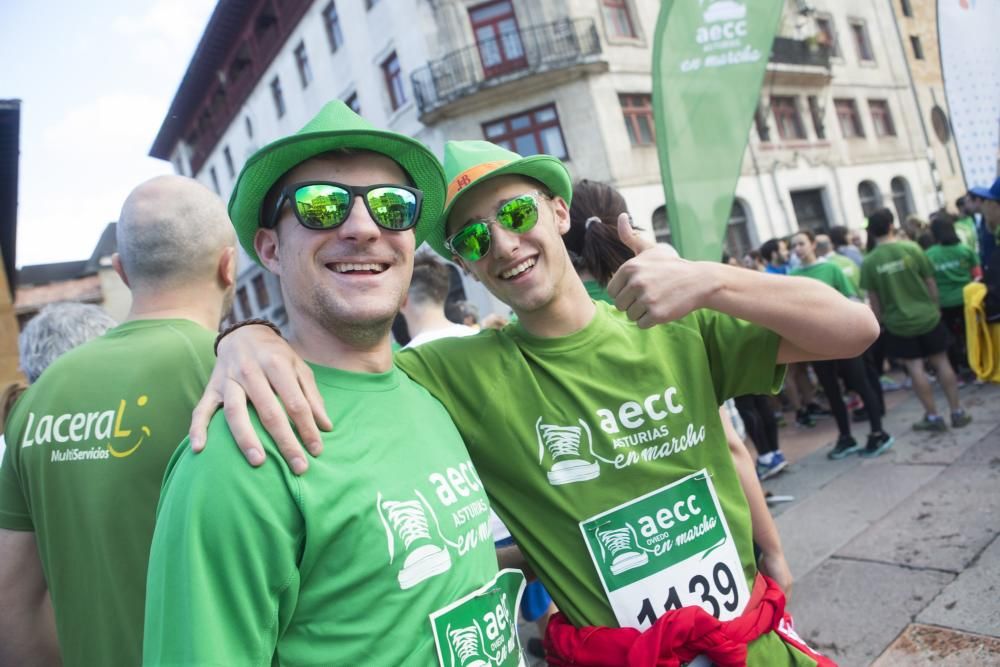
{"left": 636, "top": 561, "right": 740, "bottom": 626}
{"left": 579, "top": 470, "right": 750, "bottom": 629}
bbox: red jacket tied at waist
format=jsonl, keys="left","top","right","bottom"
{"left": 543, "top": 574, "right": 786, "bottom": 667}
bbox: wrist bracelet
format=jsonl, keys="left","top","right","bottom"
{"left": 215, "top": 318, "right": 283, "bottom": 356}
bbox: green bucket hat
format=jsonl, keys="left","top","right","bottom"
{"left": 228, "top": 100, "right": 445, "bottom": 264}
{"left": 425, "top": 140, "right": 573, "bottom": 258}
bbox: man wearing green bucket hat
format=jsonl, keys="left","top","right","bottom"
{"left": 198, "top": 133, "right": 876, "bottom": 664}
{"left": 143, "top": 103, "right": 524, "bottom": 667}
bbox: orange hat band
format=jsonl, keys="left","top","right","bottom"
{"left": 445, "top": 160, "right": 511, "bottom": 206}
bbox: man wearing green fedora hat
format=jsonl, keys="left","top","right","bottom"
{"left": 198, "top": 135, "right": 876, "bottom": 664}
{"left": 143, "top": 103, "right": 525, "bottom": 667}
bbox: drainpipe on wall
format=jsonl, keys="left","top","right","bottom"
{"left": 746, "top": 140, "right": 781, "bottom": 240}
{"left": 770, "top": 161, "right": 792, "bottom": 235}
{"left": 886, "top": 0, "right": 944, "bottom": 209}
{"left": 829, "top": 161, "right": 849, "bottom": 228}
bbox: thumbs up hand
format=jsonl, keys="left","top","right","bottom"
{"left": 606, "top": 213, "right": 712, "bottom": 328}
{"left": 616, "top": 212, "right": 656, "bottom": 254}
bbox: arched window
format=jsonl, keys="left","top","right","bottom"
{"left": 890, "top": 176, "right": 914, "bottom": 222}
{"left": 858, "top": 180, "right": 882, "bottom": 217}
{"left": 726, "top": 199, "right": 754, "bottom": 259}
{"left": 651, "top": 205, "right": 671, "bottom": 244}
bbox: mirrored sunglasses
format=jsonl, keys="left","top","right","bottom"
{"left": 445, "top": 192, "right": 545, "bottom": 262}
{"left": 265, "top": 181, "right": 422, "bottom": 232}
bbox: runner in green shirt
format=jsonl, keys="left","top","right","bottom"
{"left": 143, "top": 103, "right": 512, "bottom": 667}
{"left": 925, "top": 216, "right": 982, "bottom": 377}
{"left": 0, "top": 176, "right": 236, "bottom": 667}
{"left": 790, "top": 230, "right": 892, "bottom": 460}
{"left": 200, "top": 140, "right": 879, "bottom": 665}
{"left": 860, "top": 208, "right": 972, "bottom": 433}
{"left": 815, "top": 233, "right": 862, "bottom": 294}
{"left": 925, "top": 224, "right": 981, "bottom": 309}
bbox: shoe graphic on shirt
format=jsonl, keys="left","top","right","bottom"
{"left": 447, "top": 622, "right": 491, "bottom": 667}
{"left": 596, "top": 523, "right": 649, "bottom": 576}
{"left": 378, "top": 494, "right": 452, "bottom": 590}
{"left": 536, "top": 416, "right": 601, "bottom": 486}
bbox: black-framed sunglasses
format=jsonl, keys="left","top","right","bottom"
{"left": 264, "top": 181, "right": 423, "bottom": 232}
{"left": 445, "top": 191, "right": 547, "bottom": 262}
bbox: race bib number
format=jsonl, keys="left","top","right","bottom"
{"left": 430, "top": 569, "right": 527, "bottom": 667}
{"left": 579, "top": 469, "right": 750, "bottom": 630}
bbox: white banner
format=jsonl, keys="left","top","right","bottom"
{"left": 938, "top": 0, "right": 1000, "bottom": 189}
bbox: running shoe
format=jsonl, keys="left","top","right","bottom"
{"left": 845, "top": 394, "right": 862, "bottom": 411}
{"left": 828, "top": 435, "right": 862, "bottom": 460}
{"left": 795, "top": 409, "right": 816, "bottom": 428}
{"left": 951, "top": 410, "right": 973, "bottom": 428}
{"left": 912, "top": 415, "right": 948, "bottom": 433}
{"left": 861, "top": 431, "right": 895, "bottom": 458}
{"left": 805, "top": 402, "right": 831, "bottom": 418}
{"left": 757, "top": 452, "right": 788, "bottom": 480}
{"left": 880, "top": 375, "right": 903, "bottom": 391}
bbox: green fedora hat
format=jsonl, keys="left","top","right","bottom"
{"left": 228, "top": 100, "right": 445, "bottom": 264}
{"left": 425, "top": 140, "right": 572, "bottom": 258}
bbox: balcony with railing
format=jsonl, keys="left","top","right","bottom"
{"left": 411, "top": 18, "right": 604, "bottom": 122}
{"left": 766, "top": 36, "right": 833, "bottom": 86}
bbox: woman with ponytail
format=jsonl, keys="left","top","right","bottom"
{"left": 565, "top": 179, "right": 640, "bottom": 302}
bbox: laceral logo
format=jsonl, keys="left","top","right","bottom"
{"left": 21, "top": 395, "right": 152, "bottom": 461}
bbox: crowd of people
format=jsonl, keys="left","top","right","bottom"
{"left": 730, "top": 187, "right": 1000, "bottom": 476}
{"left": 0, "top": 98, "right": 995, "bottom": 667}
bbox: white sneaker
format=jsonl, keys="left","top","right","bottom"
{"left": 379, "top": 497, "right": 452, "bottom": 589}
{"left": 596, "top": 524, "right": 649, "bottom": 575}
{"left": 537, "top": 418, "right": 600, "bottom": 485}
{"left": 448, "top": 622, "right": 490, "bottom": 667}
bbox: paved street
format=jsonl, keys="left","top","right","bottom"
{"left": 767, "top": 380, "right": 1000, "bottom": 666}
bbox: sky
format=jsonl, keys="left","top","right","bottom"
{"left": 2, "top": 0, "right": 217, "bottom": 267}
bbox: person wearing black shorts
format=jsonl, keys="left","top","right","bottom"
{"left": 860, "top": 209, "right": 972, "bottom": 432}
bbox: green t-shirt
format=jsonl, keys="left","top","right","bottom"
{"left": 826, "top": 253, "right": 862, "bottom": 293}
{"left": 791, "top": 260, "right": 858, "bottom": 298}
{"left": 397, "top": 303, "right": 814, "bottom": 665}
{"left": 0, "top": 318, "right": 215, "bottom": 667}
{"left": 583, "top": 279, "right": 613, "bottom": 304}
{"left": 925, "top": 243, "right": 980, "bottom": 308}
{"left": 143, "top": 364, "right": 502, "bottom": 666}
{"left": 860, "top": 241, "right": 941, "bottom": 336}
{"left": 954, "top": 216, "right": 979, "bottom": 255}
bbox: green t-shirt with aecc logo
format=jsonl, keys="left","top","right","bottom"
{"left": 398, "top": 303, "right": 816, "bottom": 666}
{"left": 925, "top": 243, "right": 979, "bottom": 308}
{"left": 143, "top": 364, "right": 510, "bottom": 667}
{"left": 860, "top": 240, "right": 941, "bottom": 336}
{"left": 791, "top": 260, "right": 858, "bottom": 298}
{"left": 0, "top": 318, "right": 216, "bottom": 667}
